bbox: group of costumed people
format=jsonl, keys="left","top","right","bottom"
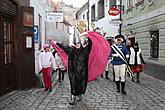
{"left": 49, "top": 30, "right": 110, "bottom": 105}
{"left": 38, "top": 23, "right": 145, "bottom": 105}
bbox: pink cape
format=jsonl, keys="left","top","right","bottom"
{"left": 50, "top": 41, "right": 68, "bottom": 70}
{"left": 50, "top": 31, "right": 110, "bottom": 81}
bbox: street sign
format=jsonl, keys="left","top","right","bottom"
{"left": 46, "top": 12, "right": 64, "bottom": 22}
{"left": 34, "top": 25, "right": 38, "bottom": 43}
{"left": 108, "top": 7, "right": 120, "bottom": 16}
{"left": 109, "top": 19, "right": 121, "bottom": 26}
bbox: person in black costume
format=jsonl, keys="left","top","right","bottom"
{"left": 55, "top": 36, "right": 92, "bottom": 105}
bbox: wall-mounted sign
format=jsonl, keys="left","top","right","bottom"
{"left": 108, "top": 7, "right": 120, "bottom": 16}
{"left": 26, "top": 36, "right": 32, "bottom": 48}
{"left": 34, "top": 25, "right": 38, "bottom": 43}
{"left": 109, "top": 19, "right": 121, "bottom": 26}
{"left": 23, "top": 11, "right": 34, "bottom": 27}
{"left": 46, "top": 12, "right": 64, "bottom": 22}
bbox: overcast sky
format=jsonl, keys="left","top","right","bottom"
{"left": 62, "top": 0, "right": 87, "bottom": 7}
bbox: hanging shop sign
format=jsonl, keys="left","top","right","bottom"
{"left": 108, "top": 7, "right": 120, "bottom": 16}
{"left": 23, "top": 11, "right": 34, "bottom": 27}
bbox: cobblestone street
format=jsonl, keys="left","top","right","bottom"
{"left": 1, "top": 71, "right": 165, "bottom": 110}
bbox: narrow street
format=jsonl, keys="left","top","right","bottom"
{"left": 1, "top": 70, "right": 165, "bottom": 110}
{"left": 0, "top": 0, "right": 165, "bottom": 110}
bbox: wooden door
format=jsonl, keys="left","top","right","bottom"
{"left": 0, "top": 16, "right": 15, "bottom": 95}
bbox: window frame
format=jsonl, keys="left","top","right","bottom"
{"left": 150, "top": 30, "right": 159, "bottom": 59}
{"left": 91, "top": 5, "right": 96, "bottom": 22}
{"left": 3, "top": 20, "right": 13, "bottom": 64}
{"left": 98, "top": 0, "right": 105, "bottom": 20}
{"left": 109, "top": 0, "right": 116, "bottom": 9}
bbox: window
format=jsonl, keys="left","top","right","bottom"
{"left": 3, "top": 21, "right": 13, "bottom": 64}
{"left": 83, "top": 14, "right": 85, "bottom": 19}
{"left": 63, "top": 23, "right": 64, "bottom": 31}
{"left": 150, "top": 30, "right": 159, "bottom": 58}
{"left": 38, "top": 14, "right": 42, "bottom": 50}
{"left": 126, "top": 0, "right": 134, "bottom": 12}
{"left": 98, "top": 0, "right": 105, "bottom": 19}
{"left": 109, "top": 0, "right": 116, "bottom": 9}
{"left": 148, "top": 0, "right": 154, "bottom": 3}
{"left": 91, "top": 5, "right": 95, "bottom": 22}
{"left": 147, "top": 0, "right": 154, "bottom": 5}
{"left": 135, "top": 0, "right": 144, "bottom": 7}
{"left": 127, "top": 0, "right": 133, "bottom": 8}
{"left": 56, "top": 22, "right": 58, "bottom": 29}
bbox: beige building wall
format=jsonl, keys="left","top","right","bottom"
{"left": 122, "top": 0, "right": 165, "bottom": 66}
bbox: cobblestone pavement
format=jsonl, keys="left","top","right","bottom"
{"left": 1, "top": 70, "right": 165, "bottom": 110}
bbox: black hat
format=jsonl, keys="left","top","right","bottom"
{"left": 115, "top": 34, "right": 125, "bottom": 41}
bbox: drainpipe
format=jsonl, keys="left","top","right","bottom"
{"left": 88, "top": 0, "right": 90, "bottom": 30}
{"left": 119, "top": 0, "right": 122, "bottom": 35}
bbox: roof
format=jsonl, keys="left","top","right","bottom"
{"left": 76, "top": 2, "right": 88, "bottom": 19}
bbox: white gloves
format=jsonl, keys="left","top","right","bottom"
{"left": 112, "top": 54, "right": 119, "bottom": 57}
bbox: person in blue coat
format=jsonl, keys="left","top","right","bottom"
{"left": 111, "top": 35, "right": 129, "bottom": 95}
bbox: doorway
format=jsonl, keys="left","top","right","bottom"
{"left": 0, "top": 16, "right": 15, "bottom": 95}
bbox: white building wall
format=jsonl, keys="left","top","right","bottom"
{"left": 78, "top": 9, "right": 88, "bottom": 20}
{"left": 30, "top": 0, "right": 46, "bottom": 73}
{"left": 46, "top": 22, "right": 69, "bottom": 44}
{"left": 89, "top": 0, "right": 120, "bottom": 38}
{"left": 30, "top": 0, "right": 46, "bottom": 48}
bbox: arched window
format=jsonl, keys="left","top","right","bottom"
{"left": 98, "top": 0, "right": 105, "bottom": 19}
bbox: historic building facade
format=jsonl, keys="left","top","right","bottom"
{"left": 0, "top": 0, "right": 36, "bottom": 96}
{"left": 88, "top": 0, "right": 120, "bottom": 38}
{"left": 122, "top": 0, "right": 165, "bottom": 65}
{"left": 122, "top": 0, "right": 165, "bottom": 78}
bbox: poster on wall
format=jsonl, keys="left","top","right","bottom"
{"left": 26, "top": 36, "right": 32, "bottom": 48}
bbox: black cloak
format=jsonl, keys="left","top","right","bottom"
{"left": 56, "top": 38, "right": 92, "bottom": 95}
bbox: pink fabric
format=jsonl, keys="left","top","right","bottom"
{"left": 50, "top": 41, "right": 68, "bottom": 71}
{"left": 87, "top": 31, "right": 110, "bottom": 81}
{"left": 50, "top": 31, "right": 110, "bottom": 81}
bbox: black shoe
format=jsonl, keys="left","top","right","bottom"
{"left": 69, "top": 97, "right": 77, "bottom": 105}
{"left": 121, "top": 90, "right": 127, "bottom": 95}
{"left": 116, "top": 90, "right": 120, "bottom": 93}
{"left": 105, "top": 71, "right": 109, "bottom": 80}
{"left": 69, "top": 100, "right": 77, "bottom": 105}
{"left": 121, "top": 82, "right": 127, "bottom": 95}
{"left": 77, "top": 95, "right": 83, "bottom": 101}
{"left": 132, "top": 78, "right": 135, "bottom": 82}
{"left": 49, "top": 88, "right": 52, "bottom": 92}
{"left": 115, "top": 81, "right": 120, "bottom": 93}
{"left": 136, "top": 80, "right": 140, "bottom": 83}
